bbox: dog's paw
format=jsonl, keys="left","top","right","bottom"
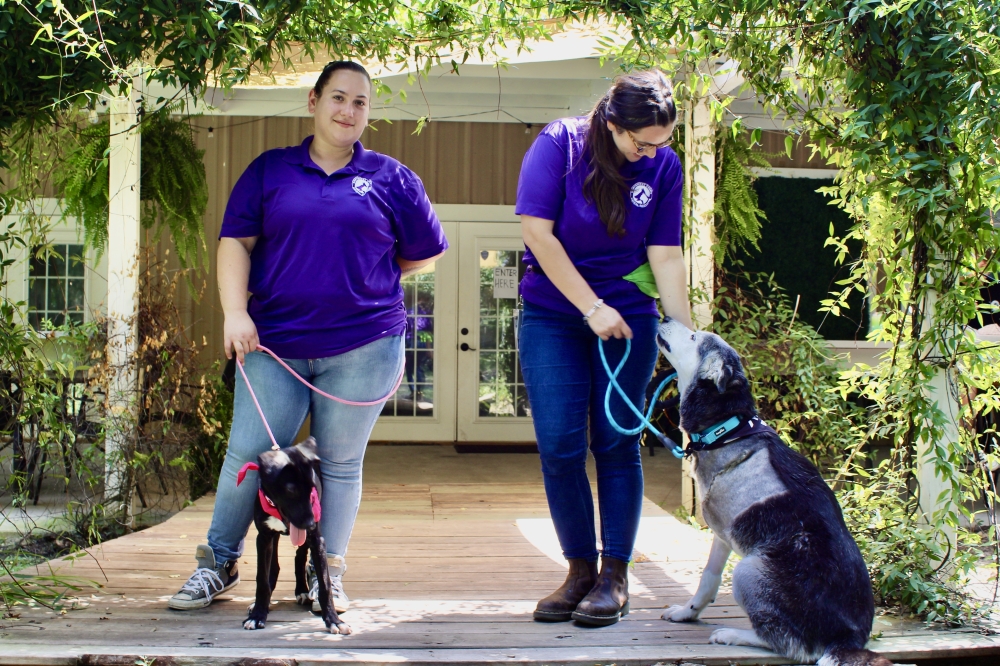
{"left": 243, "top": 618, "right": 266, "bottom": 630}
{"left": 328, "top": 621, "right": 352, "bottom": 635}
{"left": 709, "top": 628, "right": 745, "bottom": 645}
{"left": 661, "top": 603, "right": 700, "bottom": 622}
{"left": 295, "top": 593, "right": 311, "bottom": 606}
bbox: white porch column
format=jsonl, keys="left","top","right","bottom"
{"left": 917, "top": 291, "right": 959, "bottom": 537}
{"left": 686, "top": 97, "right": 716, "bottom": 329}
{"left": 681, "top": 97, "right": 716, "bottom": 518}
{"left": 105, "top": 76, "right": 142, "bottom": 515}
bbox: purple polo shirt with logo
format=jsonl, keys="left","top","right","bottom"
{"left": 515, "top": 117, "right": 683, "bottom": 317}
{"left": 220, "top": 136, "right": 448, "bottom": 359}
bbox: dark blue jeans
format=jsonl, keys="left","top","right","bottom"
{"left": 518, "top": 301, "right": 659, "bottom": 563}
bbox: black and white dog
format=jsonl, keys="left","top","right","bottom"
{"left": 656, "top": 318, "right": 890, "bottom": 666}
{"left": 236, "top": 437, "right": 350, "bottom": 634}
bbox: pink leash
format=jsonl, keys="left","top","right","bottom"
{"left": 235, "top": 344, "right": 405, "bottom": 451}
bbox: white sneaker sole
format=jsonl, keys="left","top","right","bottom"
{"left": 167, "top": 576, "right": 240, "bottom": 610}
{"left": 312, "top": 598, "right": 349, "bottom": 614}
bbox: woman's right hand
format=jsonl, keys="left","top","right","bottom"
{"left": 224, "top": 310, "right": 259, "bottom": 362}
{"left": 586, "top": 304, "right": 633, "bottom": 340}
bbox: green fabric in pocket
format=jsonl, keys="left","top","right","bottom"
{"left": 623, "top": 262, "right": 659, "bottom": 299}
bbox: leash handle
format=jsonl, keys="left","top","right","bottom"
{"left": 599, "top": 338, "right": 684, "bottom": 458}
{"left": 235, "top": 344, "right": 405, "bottom": 451}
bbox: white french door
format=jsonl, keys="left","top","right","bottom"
{"left": 455, "top": 223, "right": 535, "bottom": 442}
{"left": 370, "top": 218, "right": 535, "bottom": 443}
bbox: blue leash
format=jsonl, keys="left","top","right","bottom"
{"left": 598, "top": 338, "right": 684, "bottom": 458}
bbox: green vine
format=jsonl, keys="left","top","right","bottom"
{"left": 54, "top": 108, "right": 207, "bottom": 269}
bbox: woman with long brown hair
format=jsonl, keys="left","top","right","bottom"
{"left": 517, "top": 70, "right": 692, "bottom": 626}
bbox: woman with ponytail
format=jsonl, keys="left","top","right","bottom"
{"left": 516, "top": 71, "right": 692, "bottom": 626}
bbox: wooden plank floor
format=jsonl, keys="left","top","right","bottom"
{"left": 3, "top": 455, "right": 999, "bottom": 665}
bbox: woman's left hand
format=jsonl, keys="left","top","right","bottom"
{"left": 587, "top": 304, "right": 633, "bottom": 341}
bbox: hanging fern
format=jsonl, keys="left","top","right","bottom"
{"left": 54, "top": 108, "right": 208, "bottom": 270}
{"left": 56, "top": 122, "right": 110, "bottom": 253}
{"left": 139, "top": 111, "right": 208, "bottom": 270}
{"left": 712, "top": 128, "right": 773, "bottom": 265}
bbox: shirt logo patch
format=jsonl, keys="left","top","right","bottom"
{"left": 630, "top": 182, "right": 653, "bottom": 208}
{"left": 352, "top": 176, "right": 373, "bottom": 196}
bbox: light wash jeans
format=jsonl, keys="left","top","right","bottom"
{"left": 206, "top": 334, "right": 404, "bottom": 564}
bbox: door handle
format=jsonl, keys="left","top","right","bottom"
{"left": 460, "top": 342, "right": 477, "bottom": 351}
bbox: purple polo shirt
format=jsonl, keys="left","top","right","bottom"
{"left": 220, "top": 136, "right": 448, "bottom": 359}
{"left": 515, "top": 117, "right": 683, "bottom": 317}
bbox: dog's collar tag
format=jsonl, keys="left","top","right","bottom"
{"left": 259, "top": 490, "right": 283, "bottom": 521}
{"left": 691, "top": 415, "right": 744, "bottom": 446}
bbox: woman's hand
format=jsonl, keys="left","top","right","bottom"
{"left": 586, "top": 304, "right": 633, "bottom": 340}
{"left": 224, "top": 310, "right": 259, "bottom": 362}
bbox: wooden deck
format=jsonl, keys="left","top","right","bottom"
{"left": 2, "top": 450, "right": 999, "bottom": 665}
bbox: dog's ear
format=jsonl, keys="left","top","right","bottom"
{"left": 699, "top": 351, "right": 734, "bottom": 394}
{"left": 296, "top": 436, "right": 320, "bottom": 462}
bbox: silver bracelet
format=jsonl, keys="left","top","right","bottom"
{"left": 582, "top": 299, "right": 604, "bottom": 322}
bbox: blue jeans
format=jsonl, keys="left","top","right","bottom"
{"left": 518, "top": 302, "right": 658, "bottom": 563}
{"left": 206, "top": 335, "right": 404, "bottom": 564}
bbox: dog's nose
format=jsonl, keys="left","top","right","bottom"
{"left": 661, "top": 315, "right": 673, "bottom": 324}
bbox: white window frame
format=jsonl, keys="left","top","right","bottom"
{"left": 1, "top": 198, "right": 108, "bottom": 329}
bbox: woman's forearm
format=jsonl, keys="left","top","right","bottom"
{"left": 398, "top": 251, "right": 445, "bottom": 278}
{"left": 648, "top": 245, "right": 693, "bottom": 329}
{"left": 218, "top": 236, "right": 257, "bottom": 314}
{"left": 521, "top": 215, "right": 601, "bottom": 315}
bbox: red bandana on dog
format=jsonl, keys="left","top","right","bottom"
{"left": 236, "top": 461, "right": 322, "bottom": 547}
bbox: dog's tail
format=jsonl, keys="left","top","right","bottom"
{"left": 819, "top": 646, "right": 893, "bottom": 666}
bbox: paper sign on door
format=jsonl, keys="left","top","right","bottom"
{"left": 493, "top": 267, "right": 518, "bottom": 299}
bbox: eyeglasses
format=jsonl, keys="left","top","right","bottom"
{"left": 625, "top": 129, "right": 673, "bottom": 154}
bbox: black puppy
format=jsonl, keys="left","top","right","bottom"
{"left": 236, "top": 437, "right": 350, "bottom": 634}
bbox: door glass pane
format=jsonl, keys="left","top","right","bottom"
{"left": 477, "top": 250, "right": 529, "bottom": 418}
{"left": 381, "top": 264, "right": 436, "bottom": 418}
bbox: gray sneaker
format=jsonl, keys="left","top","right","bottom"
{"left": 308, "top": 554, "right": 349, "bottom": 614}
{"left": 167, "top": 544, "right": 239, "bottom": 610}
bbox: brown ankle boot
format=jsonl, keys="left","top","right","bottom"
{"left": 533, "top": 558, "right": 598, "bottom": 622}
{"left": 571, "top": 556, "right": 630, "bottom": 626}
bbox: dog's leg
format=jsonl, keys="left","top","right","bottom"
{"left": 309, "top": 530, "right": 351, "bottom": 635}
{"left": 269, "top": 535, "right": 280, "bottom": 594}
{"left": 294, "top": 544, "right": 310, "bottom": 605}
{"left": 709, "top": 627, "right": 771, "bottom": 649}
{"left": 245, "top": 530, "right": 276, "bottom": 630}
{"left": 662, "top": 535, "right": 731, "bottom": 622}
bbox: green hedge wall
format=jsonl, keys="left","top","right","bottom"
{"left": 723, "top": 176, "right": 868, "bottom": 340}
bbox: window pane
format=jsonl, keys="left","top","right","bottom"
{"left": 29, "top": 279, "right": 46, "bottom": 311}
{"left": 479, "top": 352, "right": 496, "bottom": 384}
{"left": 68, "top": 312, "right": 84, "bottom": 325}
{"left": 29, "top": 250, "right": 46, "bottom": 277}
{"left": 47, "top": 278, "right": 66, "bottom": 313}
{"left": 416, "top": 350, "right": 434, "bottom": 383}
{"left": 68, "top": 279, "right": 85, "bottom": 311}
{"left": 48, "top": 247, "right": 66, "bottom": 277}
{"left": 67, "top": 245, "right": 85, "bottom": 277}
{"left": 479, "top": 316, "right": 497, "bottom": 350}
{"left": 383, "top": 263, "right": 435, "bottom": 418}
